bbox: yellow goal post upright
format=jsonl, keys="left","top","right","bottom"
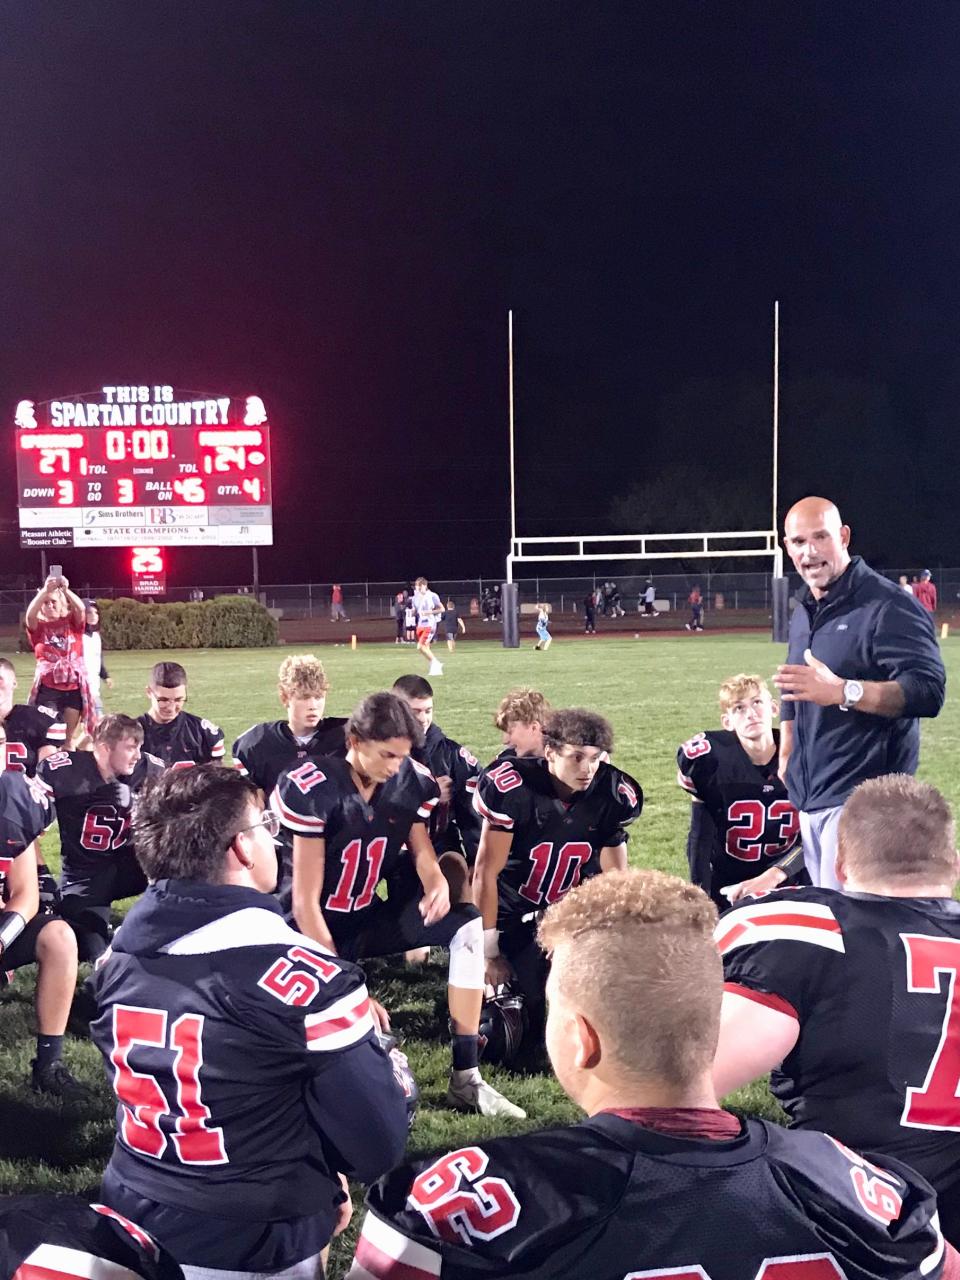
{"left": 501, "top": 304, "right": 789, "bottom": 645}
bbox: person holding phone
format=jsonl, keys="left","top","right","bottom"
{"left": 24, "top": 570, "right": 93, "bottom": 747}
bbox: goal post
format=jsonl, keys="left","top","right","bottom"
{"left": 506, "top": 530, "right": 783, "bottom": 579}
{"left": 502, "top": 530, "right": 787, "bottom": 643}
{"left": 503, "top": 301, "right": 788, "bottom": 641}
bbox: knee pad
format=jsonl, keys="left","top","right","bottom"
{"left": 448, "top": 914, "right": 483, "bottom": 989}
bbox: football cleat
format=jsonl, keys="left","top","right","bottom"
{"left": 428, "top": 660, "right": 444, "bottom": 675}
{"left": 31, "top": 1059, "right": 92, "bottom": 1103}
{"left": 446, "top": 1068, "right": 526, "bottom": 1119}
{"left": 479, "top": 985, "right": 527, "bottom": 1066}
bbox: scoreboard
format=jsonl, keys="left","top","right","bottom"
{"left": 15, "top": 386, "right": 273, "bottom": 549}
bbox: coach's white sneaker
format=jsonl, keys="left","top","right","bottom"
{"left": 447, "top": 1068, "right": 526, "bottom": 1119}
{"left": 428, "top": 659, "right": 444, "bottom": 676}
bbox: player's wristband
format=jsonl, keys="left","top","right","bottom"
{"left": 0, "top": 911, "right": 26, "bottom": 955}
{"left": 483, "top": 928, "right": 500, "bottom": 959}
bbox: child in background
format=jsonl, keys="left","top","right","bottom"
{"left": 443, "top": 599, "right": 466, "bottom": 652}
{"left": 534, "top": 603, "right": 552, "bottom": 650}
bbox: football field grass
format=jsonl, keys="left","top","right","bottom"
{"left": 1, "top": 632, "right": 956, "bottom": 1273}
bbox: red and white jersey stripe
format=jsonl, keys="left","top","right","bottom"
{"left": 472, "top": 789, "right": 514, "bottom": 830}
{"left": 14, "top": 1242, "right": 144, "bottom": 1280}
{"left": 348, "top": 1211, "right": 441, "bottom": 1280}
{"left": 715, "top": 899, "right": 845, "bottom": 956}
{"left": 305, "top": 983, "right": 374, "bottom": 1052}
{"left": 416, "top": 795, "right": 440, "bottom": 820}
{"left": 270, "top": 785, "right": 326, "bottom": 834}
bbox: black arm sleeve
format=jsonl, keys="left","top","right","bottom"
{"left": 685, "top": 802, "right": 719, "bottom": 892}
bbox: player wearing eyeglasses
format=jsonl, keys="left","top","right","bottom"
{"left": 89, "top": 764, "right": 408, "bottom": 1280}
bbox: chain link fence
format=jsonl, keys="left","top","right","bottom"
{"left": 0, "top": 568, "right": 953, "bottom": 627}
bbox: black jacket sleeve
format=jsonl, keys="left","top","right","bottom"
{"left": 874, "top": 596, "right": 946, "bottom": 718}
{"left": 307, "top": 1039, "right": 408, "bottom": 1184}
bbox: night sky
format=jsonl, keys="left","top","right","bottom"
{"left": 3, "top": 1, "right": 959, "bottom": 588}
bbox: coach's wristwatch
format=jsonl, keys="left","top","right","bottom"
{"left": 840, "top": 679, "right": 864, "bottom": 712}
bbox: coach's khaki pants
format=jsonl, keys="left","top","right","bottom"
{"left": 799, "top": 805, "right": 844, "bottom": 891}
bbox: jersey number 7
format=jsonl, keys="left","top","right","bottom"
{"left": 901, "top": 932, "right": 960, "bottom": 1131}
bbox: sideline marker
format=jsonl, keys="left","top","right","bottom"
{"left": 350, "top": 633, "right": 358, "bottom": 650}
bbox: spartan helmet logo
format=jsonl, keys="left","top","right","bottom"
{"left": 244, "top": 396, "right": 267, "bottom": 426}
{"left": 14, "top": 400, "right": 37, "bottom": 429}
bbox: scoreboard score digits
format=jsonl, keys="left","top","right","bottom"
{"left": 15, "top": 386, "right": 273, "bottom": 549}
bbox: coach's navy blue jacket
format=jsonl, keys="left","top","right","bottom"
{"left": 781, "top": 556, "right": 945, "bottom": 813}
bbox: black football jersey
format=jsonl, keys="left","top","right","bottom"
{"left": 37, "top": 750, "right": 164, "bottom": 881}
{"left": 136, "top": 711, "right": 225, "bottom": 769}
{"left": 677, "top": 729, "right": 800, "bottom": 893}
{"left": 719, "top": 885, "right": 960, "bottom": 1194}
{"left": 416, "top": 723, "right": 482, "bottom": 861}
{"left": 232, "top": 717, "right": 348, "bottom": 798}
{"left": 473, "top": 757, "right": 642, "bottom": 927}
{"left": 0, "top": 1194, "right": 182, "bottom": 1280}
{"left": 351, "top": 1112, "right": 946, "bottom": 1280}
{"left": 272, "top": 754, "right": 441, "bottom": 939}
{"left": 0, "top": 771, "right": 52, "bottom": 892}
{"left": 89, "top": 880, "right": 407, "bottom": 1226}
{"left": 1, "top": 704, "right": 66, "bottom": 775}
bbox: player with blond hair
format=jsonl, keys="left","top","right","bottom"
{"left": 677, "top": 673, "right": 803, "bottom": 908}
{"left": 233, "top": 655, "right": 348, "bottom": 894}
{"left": 490, "top": 687, "right": 551, "bottom": 762}
{"left": 348, "top": 868, "right": 954, "bottom": 1279}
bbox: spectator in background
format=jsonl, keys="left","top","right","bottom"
{"left": 330, "top": 583, "right": 348, "bottom": 622}
{"left": 24, "top": 574, "right": 93, "bottom": 747}
{"left": 641, "top": 579, "right": 659, "bottom": 617}
{"left": 82, "top": 601, "right": 112, "bottom": 723}
{"left": 914, "top": 569, "right": 938, "bottom": 613}
{"left": 686, "top": 585, "right": 704, "bottom": 632}
{"left": 394, "top": 591, "right": 407, "bottom": 645}
{"left": 898, "top": 575, "right": 913, "bottom": 594}
{"left": 404, "top": 595, "right": 417, "bottom": 642}
{"left": 583, "top": 591, "right": 596, "bottom": 634}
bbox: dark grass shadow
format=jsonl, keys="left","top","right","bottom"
{"left": 0, "top": 1088, "right": 114, "bottom": 1167}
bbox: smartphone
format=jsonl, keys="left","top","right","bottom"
{"left": 49, "top": 565, "right": 63, "bottom": 580}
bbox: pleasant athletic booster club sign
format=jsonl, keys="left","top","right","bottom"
{"left": 14, "top": 386, "right": 273, "bottom": 549}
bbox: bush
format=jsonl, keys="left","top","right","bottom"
{"left": 98, "top": 596, "right": 278, "bottom": 650}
